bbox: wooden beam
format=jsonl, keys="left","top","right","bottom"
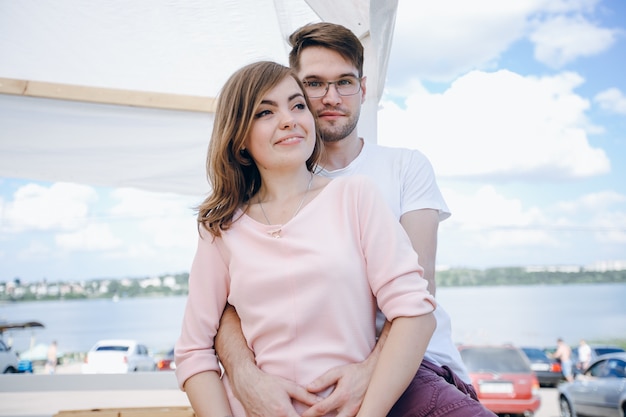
{"left": 0, "top": 77, "right": 216, "bottom": 113}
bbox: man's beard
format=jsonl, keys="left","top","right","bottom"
{"left": 318, "top": 108, "right": 360, "bottom": 143}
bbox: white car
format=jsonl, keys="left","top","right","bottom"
{"left": 83, "top": 339, "right": 156, "bottom": 373}
{"left": 0, "top": 339, "right": 19, "bottom": 373}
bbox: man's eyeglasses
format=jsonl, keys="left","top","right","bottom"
{"left": 302, "top": 76, "right": 362, "bottom": 98}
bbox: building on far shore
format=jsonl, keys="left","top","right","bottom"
{"left": 525, "top": 260, "right": 626, "bottom": 273}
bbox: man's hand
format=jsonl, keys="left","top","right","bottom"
{"left": 301, "top": 361, "right": 373, "bottom": 417}
{"left": 230, "top": 361, "right": 321, "bottom": 417}
{"left": 217, "top": 305, "right": 321, "bottom": 416}
{"left": 301, "top": 322, "right": 388, "bottom": 417}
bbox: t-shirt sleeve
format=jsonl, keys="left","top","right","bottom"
{"left": 174, "top": 228, "right": 230, "bottom": 390}
{"left": 400, "top": 149, "right": 451, "bottom": 221}
{"left": 352, "top": 176, "right": 436, "bottom": 320}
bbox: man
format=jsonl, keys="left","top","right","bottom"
{"left": 554, "top": 338, "right": 574, "bottom": 382}
{"left": 45, "top": 340, "right": 58, "bottom": 374}
{"left": 577, "top": 339, "right": 592, "bottom": 371}
{"left": 215, "top": 23, "right": 494, "bottom": 417}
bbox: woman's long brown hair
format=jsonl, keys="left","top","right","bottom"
{"left": 197, "top": 61, "right": 323, "bottom": 237}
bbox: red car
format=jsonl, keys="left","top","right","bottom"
{"left": 156, "top": 348, "right": 175, "bottom": 371}
{"left": 459, "top": 345, "right": 541, "bottom": 416}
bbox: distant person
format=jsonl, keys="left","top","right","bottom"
{"left": 45, "top": 340, "right": 58, "bottom": 374}
{"left": 553, "top": 338, "right": 574, "bottom": 382}
{"left": 577, "top": 339, "right": 592, "bottom": 371}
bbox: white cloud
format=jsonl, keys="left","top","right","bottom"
{"left": 477, "top": 229, "right": 559, "bottom": 248}
{"left": 538, "top": 0, "right": 601, "bottom": 14}
{"left": 555, "top": 190, "right": 626, "bottom": 213}
{"left": 593, "top": 211, "right": 626, "bottom": 244}
{"left": 138, "top": 216, "right": 198, "bottom": 250}
{"left": 530, "top": 15, "right": 618, "bottom": 68}
{"left": 442, "top": 185, "right": 545, "bottom": 231}
{"left": 1, "top": 181, "right": 198, "bottom": 261}
{"left": 109, "top": 188, "right": 198, "bottom": 218}
{"left": 17, "top": 240, "right": 53, "bottom": 261}
{"left": 109, "top": 187, "right": 198, "bottom": 250}
{"left": 551, "top": 190, "right": 624, "bottom": 224}
{"left": 2, "top": 182, "right": 97, "bottom": 232}
{"left": 389, "top": 0, "right": 531, "bottom": 84}
{"left": 436, "top": 185, "right": 559, "bottom": 265}
{"left": 594, "top": 88, "right": 626, "bottom": 114}
{"left": 104, "top": 243, "right": 158, "bottom": 260}
{"left": 436, "top": 184, "right": 626, "bottom": 267}
{"left": 386, "top": 0, "right": 616, "bottom": 85}
{"left": 55, "top": 223, "right": 122, "bottom": 251}
{"left": 379, "top": 69, "right": 610, "bottom": 180}
{"left": 456, "top": 184, "right": 625, "bottom": 226}
{"left": 552, "top": 190, "right": 626, "bottom": 244}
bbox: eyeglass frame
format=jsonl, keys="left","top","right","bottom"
{"left": 301, "top": 76, "right": 363, "bottom": 98}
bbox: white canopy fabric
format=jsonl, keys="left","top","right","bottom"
{"left": 0, "top": 0, "right": 398, "bottom": 196}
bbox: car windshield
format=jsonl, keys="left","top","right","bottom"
{"left": 96, "top": 345, "right": 129, "bottom": 352}
{"left": 461, "top": 347, "right": 530, "bottom": 373}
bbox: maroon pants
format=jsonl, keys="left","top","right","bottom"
{"left": 388, "top": 359, "right": 497, "bottom": 417}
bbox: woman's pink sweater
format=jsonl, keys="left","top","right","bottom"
{"left": 175, "top": 175, "right": 435, "bottom": 414}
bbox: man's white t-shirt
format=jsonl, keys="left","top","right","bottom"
{"left": 319, "top": 140, "right": 471, "bottom": 383}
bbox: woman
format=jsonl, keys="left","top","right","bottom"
{"left": 174, "top": 61, "right": 436, "bottom": 417}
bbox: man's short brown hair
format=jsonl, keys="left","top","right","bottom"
{"left": 288, "top": 22, "right": 364, "bottom": 77}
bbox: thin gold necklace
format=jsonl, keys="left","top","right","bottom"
{"left": 258, "top": 172, "right": 314, "bottom": 239}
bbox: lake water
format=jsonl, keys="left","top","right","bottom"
{"left": 1, "top": 283, "right": 625, "bottom": 355}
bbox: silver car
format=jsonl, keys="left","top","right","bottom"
{"left": 558, "top": 352, "right": 626, "bottom": 417}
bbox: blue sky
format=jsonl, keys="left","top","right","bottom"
{"left": 1, "top": 0, "right": 625, "bottom": 283}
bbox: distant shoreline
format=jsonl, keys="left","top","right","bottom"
{"left": 3, "top": 268, "right": 625, "bottom": 304}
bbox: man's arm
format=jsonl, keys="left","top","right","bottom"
{"left": 400, "top": 209, "right": 440, "bottom": 296}
{"left": 215, "top": 304, "right": 320, "bottom": 417}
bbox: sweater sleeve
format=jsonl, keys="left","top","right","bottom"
{"left": 353, "top": 176, "right": 436, "bottom": 320}
{"left": 174, "top": 227, "right": 230, "bottom": 390}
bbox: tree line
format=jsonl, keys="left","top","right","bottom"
{"left": 436, "top": 267, "right": 626, "bottom": 287}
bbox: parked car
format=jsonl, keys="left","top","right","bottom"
{"left": 520, "top": 346, "right": 563, "bottom": 387}
{"left": 82, "top": 339, "right": 156, "bottom": 374}
{"left": 459, "top": 345, "right": 541, "bottom": 417}
{"left": 0, "top": 339, "right": 19, "bottom": 373}
{"left": 558, "top": 352, "right": 626, "bottom": 417}
{"left": 156, "top": 347, "right": 175, "bottom": 371}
